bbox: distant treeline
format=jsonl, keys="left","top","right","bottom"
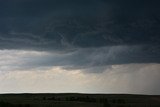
{"left": 0, "top": 96, "right": 127, "bottom": 107}
{"left": 45, "top": 96, "right": 125, "bottom": 103}
{"left": 1, "top": 94, "right": 160, "bottom": 107}
{"left": 43, "top": 96, "right": 127, "bottom": 107}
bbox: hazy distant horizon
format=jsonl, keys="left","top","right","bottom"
{"left": 0, "top": 92, "right": 159, "bottom": 96}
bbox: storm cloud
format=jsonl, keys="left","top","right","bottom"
{"left": 0, "top": 0, "right": 160, "bottom": 94}
{"left": 0, "top": 0, "right": 160, "bottom": 48}
{"left": 0, "top": 45, "right": 160, "bottom": 73}
{"left": 0, "top": 0, "right": 159, "bottom": 68}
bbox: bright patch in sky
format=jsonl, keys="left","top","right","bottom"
{"left": 0, "top": 50, "right": 160, "bottom": 94}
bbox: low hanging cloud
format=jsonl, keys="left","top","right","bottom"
{"left": 0, "top": 45, "right": 160, "bottom": 72}
{"left": 0, "top": 0, "right": 159, "bottom": 68}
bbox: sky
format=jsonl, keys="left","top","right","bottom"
{"left": 0, "top": 0, "right": 160, "bottom": 94}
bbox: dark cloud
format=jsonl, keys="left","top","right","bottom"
{"left": 0, "top": 0, "right": 159, "bottom": 66}
{"left": 3, "top": 45, "right": 159, "bottom": 73}
{"left": 1, "top": 0, "right": 160, "bottom": 95}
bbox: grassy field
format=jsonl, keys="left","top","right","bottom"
{"left": 0, "top": 93, "right": 160, "bottom": 107}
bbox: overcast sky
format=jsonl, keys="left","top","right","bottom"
{"left": 0, "top": 0, "right": 160, "bottom": 95}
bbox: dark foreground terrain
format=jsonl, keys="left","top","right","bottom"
{"left": 0, "top": 93, "right": 160, "bottom": 107}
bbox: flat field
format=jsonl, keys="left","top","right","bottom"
{"left": 0, "top": 93, "right": 160, "bottom": 107}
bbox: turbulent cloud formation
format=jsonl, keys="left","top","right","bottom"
{"left": 0, "top": 0, "right": 160, "bottom": 94}
{"left": 0, "top": 45, "right": 160, "bottom": 72}
{"left": 0, "top": 0, "right": 159, "bottom": 48}
{"left": 0, "top": 0, "right": 159, "bottom": 66}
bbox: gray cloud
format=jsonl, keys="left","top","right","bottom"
{"left": 0, "top": 45, "right": 159, "bottom": 73}
{"left": 26, "top": 45, "right": 160, "bottom": 71}
{"left": 0, "top": 0, "right": 160, "bottom": 48}
{"left": 0, "top": 0, "right": 159, "bottom": 68}
{"left": 0, "top": 0, "right": 160, "bottom": 94}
